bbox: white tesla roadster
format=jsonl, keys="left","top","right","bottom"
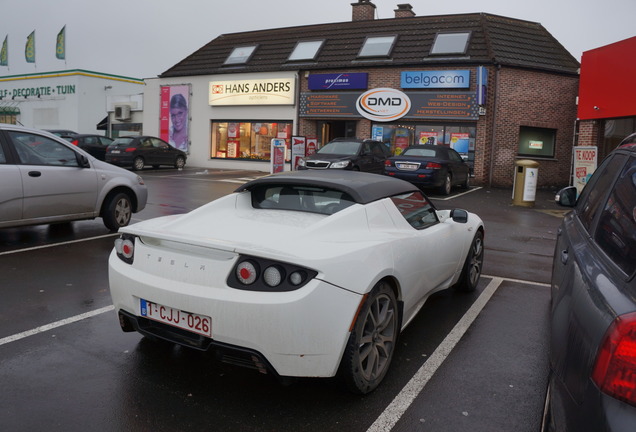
{"left": 108, "top": 170, "right": 484, "bottom": 394}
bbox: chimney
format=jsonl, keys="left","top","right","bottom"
{"left": 394, "top": 4, "right": 415, "bottom": 18}
{"left": 351, "top": 0, "right": 376, "bottom": 21}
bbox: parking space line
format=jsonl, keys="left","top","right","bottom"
{"left": 0, "top": 233, "right": 118, "bottom": 256}
{"left": 0, "top": 305, "right": 115, "bottom": 347}
{"left": 366, "top": 277, "right": 504, "bottom": 432}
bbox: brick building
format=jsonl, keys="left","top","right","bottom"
{"left": 144, "top": 1, "right": 579, "bottom": 187}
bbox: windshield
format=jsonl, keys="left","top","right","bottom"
{"left": 111, "top": 137, "right": 135, "bottom": 146}
{"left": 403, "top": 148, "right": 438, "bottom": 157}
{"left": 317, "top": 141, "right": 361, "bottom": 156}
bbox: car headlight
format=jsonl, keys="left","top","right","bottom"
{"left": 297, "top": 158, "right": 306, "bottom": 167}
{"left": 329, "top": 160, "right": 351, "bottom": 169}
{"left": 228, "top": 255, "right": 317, "bottom": 292}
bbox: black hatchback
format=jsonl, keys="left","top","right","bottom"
{"left": 105, "top": 136, "right": 187, "bottom": 171}
{"left": 543, "top": 136, "right": 636, "bottom": 431}
{"left": 297, "top": 138, "right": 390, "bottom": 174}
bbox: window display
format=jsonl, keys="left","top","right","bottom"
{"left": 211, "top": 121, "right": 292, "bottom": 160}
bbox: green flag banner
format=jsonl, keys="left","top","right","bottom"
{"left": 0, "top": 36, "right": 7, "bottom": 66}
{"left": 56, "top": 26, "right": 65, "bottom": 60}
{"left": 25, "top": 31, "right": 35, "bottom": 63}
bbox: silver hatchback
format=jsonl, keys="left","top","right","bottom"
{"left": 0, "top": 124, "right": 148, "bottom": 231}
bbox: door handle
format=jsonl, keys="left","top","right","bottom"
{"left": 560, "top": 249, "right": 569, "bottom": 265}
{"left": 28, "top": 171, "right": 42, "bottom": 177}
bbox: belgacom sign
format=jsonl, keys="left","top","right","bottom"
{"left": 356, "top": 88, "right": 411, "bottom": 122}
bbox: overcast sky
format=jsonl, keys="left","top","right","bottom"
{"left": 1, "top": 0, "right": 634, "bottom": 79}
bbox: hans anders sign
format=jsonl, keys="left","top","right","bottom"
{"left": 401, "top": 70, "right": 470, "bottom": 89}
{"left": 356, "top": 88, "right": 411, "bottom": 122}
{"left": 209, "top": 78, "right": 295, "bottom": 106}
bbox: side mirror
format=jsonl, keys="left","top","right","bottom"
{"left": 555, "top": 186, "right": 577, "bottom": 207}
{"left": 450, "top": 209, "right": 468, "bottom": 223}
{"left": 77, "top": 153, "right": 90, "bottom": 168}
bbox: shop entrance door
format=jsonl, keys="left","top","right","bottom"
{"left": 318, "top": 121, "right": 356, "bottom": 145}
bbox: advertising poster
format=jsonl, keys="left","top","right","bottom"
{"left": 306, "top": 137, "right": 318, "bottom": 156}
{"left": 227, "top": 141, "right": 239, "bottom": 158}
{"left": 160, "top": 85, "right": 190, "bottom": 152}
{"left": 450, "top": 133, "right": 470, "bottom": 153}
{"left": 419, "top": 132, "right": 437, "bottom": 145}
{"left": 573, "top": 146, "right": 598, "bottom": 195}
{"left": 271, "top": 139, "right": 286, "bottom": 173}
{"left": 291, "top": 136, "right": 306, "bottom": 170}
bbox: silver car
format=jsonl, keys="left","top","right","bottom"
{"left": 0, "top": 124, "right": 148, "bottom": 231}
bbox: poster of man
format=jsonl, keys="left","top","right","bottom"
{"left": 160, "top": 85, "right": 190, "bottom": 152}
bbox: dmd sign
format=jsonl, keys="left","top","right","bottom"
{"left": 356, "top": 88, "right": 411, "bottom": 122}
{"left": 401, "top": 70, "right": 470, "bottom": 89}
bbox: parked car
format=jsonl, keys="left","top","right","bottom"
{"left": 297, "top": 138, "right": 390, "bottom": 173}
{"left": 105, "top": 136, "right": 187, "bottom": 171}
{"left": 384, "top": 144, "right": 470, "bottom": 195}
{"left": 109, "top": 170, "right": 484, "bottom": 394}
{"left": 543, "top": 138, "right": 636, "bottom": 431}
{"left": 62, "top": 134, "right": 114, "bottom": 161}
{"left": 44, "top": 129, "right": 77, "bottom": 137}
{"left": 0, "top": 124, "right": 147, "bottom": 231}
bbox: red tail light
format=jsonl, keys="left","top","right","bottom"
{"left": 384, "top": 160, "right": 393, "bottom": 167}
{"left": 71, "top": 140, "right": 79, "bottom": 146}
{"left": 125, "top": 147, "right": 136, "bottom": 152}
{"left": 592, "top": 312, "right": 636, "bottom": 406}
{"left": 425, "top": 162, "right": 442, "bottom": 169}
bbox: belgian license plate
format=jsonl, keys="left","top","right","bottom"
{"left": 140, "top": 299, "right": 212, "bottom": 337}
{"left": 111, "top": 150, "right": 121, "bottom": 154}
{"left": 397, "top": 163, "right": 419, "bottom": 170}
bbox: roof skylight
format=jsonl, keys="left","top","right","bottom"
{"left": 430, "top": 32, "right": 471, "bottom": 55}
{"left": 358, "top": 35, "right": 397, "bottom": 57}
{"left": 224, "top": 46, "right": 257, "bottom": 65}
{"left": 288, "top": 40, "right": 324, "bottom": 61}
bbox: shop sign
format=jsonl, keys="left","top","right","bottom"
{"left": 308, "top": 73, "right": 368, "bottom": 90}
{"left": 0, "top": 85, "right": 75, "bottom": 99}
{"left": 209, "top": 79, "right": 295, "bottom": 106}
{"left": 356, "top": 88, "right": 411, "bottom": 122}
{"left": 300, "top": 91, "right": 478, "bottom": 120}
{"left": 573, "top": 146, "right": 598, "bottom": 195}
{"left": 291, "top": 136, "right": 306, "bottom": 170}
{"left": 401, "top": 70, "right": 470, "bottom": 89}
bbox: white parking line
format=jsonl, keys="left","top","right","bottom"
{"left": 366, "top": 277, "right": 504, "bottom": 432}
{"left": 0, "top": 305, "right": 115, "bottom": 347}
{"left": 0, "top": 233, "right": 118, "bottom": 256}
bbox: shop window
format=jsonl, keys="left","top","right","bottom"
{"left": 518, "top": 126, "right": 556, "bottom": 158}
{"left": 288, "top": 40, "right": 324, "bottom": 61}
{"left": 430, "top": 32, "right": 470, "bottom": 55}
{"left": 358, "top": 35, "right": 397, "bottom": 57}
{"left": 224, "top": 46, "right": 257, "bottom": 65}
{"left": 211, "top": 121, "right": 292, "bottom": 161}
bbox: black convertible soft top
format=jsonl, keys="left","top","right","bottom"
{"left": 236, "top": 170, "right": 420, "bottom": 205}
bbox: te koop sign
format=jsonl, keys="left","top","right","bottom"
{"left": 356, "top": 88, "right": 411, "bottom": 122}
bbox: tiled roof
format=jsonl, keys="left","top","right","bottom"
{"left": 160, "top": 13, "right": 579, "bottom": 78}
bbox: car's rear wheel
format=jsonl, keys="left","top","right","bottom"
{"left": 461, "top": 173, "right": 470, "bottom": 189}
{"left": 339, "top": 281, "right": 398, "bottom": 394}
{"left": 102, "top": 192, "right": 132, "bottom": 231}
{"left": 132, "top": 156, "right": 145, "bottom": 171}
{"left": 455, "top": 230, "right": 484, "bottom": 292}
{"left": 175, "top": 155, "right": 186, "bottom": 169}
{"left": 439, "top": 173, "right": 452, "bottom": 195}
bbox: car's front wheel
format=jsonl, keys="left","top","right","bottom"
{"left": 455, "top": 230, "right": 484, "bottom": 292}
{"left": 102, "top": 192, "right": 132, "bottom": 231}
{"left": 339, "top": 281, "right": 398, "bottom": 394}
{"left": 132, "top": 156, "right": 145, "bottom": 171}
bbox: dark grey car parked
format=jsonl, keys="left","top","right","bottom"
{"left": 543, "top": 137, "right": 636, "bottom": 431}
{"left": 297, "top": 138, "right": 390, "bottom": 174}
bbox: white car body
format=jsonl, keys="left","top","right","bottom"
{"left": 109, "top": 170, "right": 484, "bottom": 392}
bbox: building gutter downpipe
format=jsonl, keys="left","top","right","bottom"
{"left": 488, "top": 63, "right": 501, "bottom": 187}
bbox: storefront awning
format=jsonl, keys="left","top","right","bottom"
{"left": 96, "top": 116, "right": 108, "bottom": 130}
{"left": 0, "top": 106, "right": 20, "bottom": 115}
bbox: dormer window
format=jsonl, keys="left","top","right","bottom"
{"left": 288, "top": 40, "right": 324, "bottom": 61}
{"left": 224, "top": 46, "right": 257, "bottom": 65}
{"left": 430, "top": 32, "right": 470, "bottom": 55}
{"left": 358, "top": 35, "right": 397, "bottom": 57}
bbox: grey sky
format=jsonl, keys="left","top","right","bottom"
{"left": 1, "top": 0, "right": 634, "bottom": 79}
